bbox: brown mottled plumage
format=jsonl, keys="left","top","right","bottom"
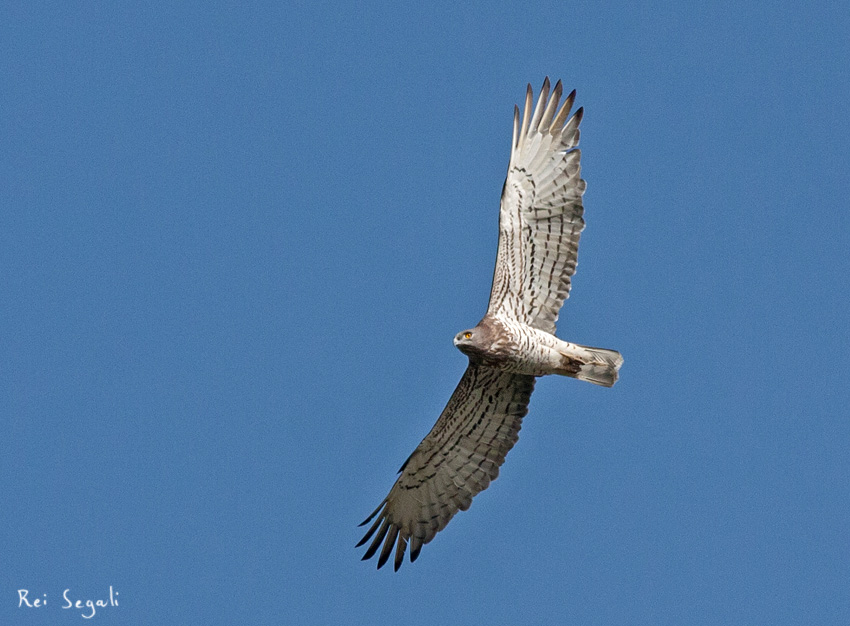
{"left": 358, "top": 79, "right": 623, "bottom": 571}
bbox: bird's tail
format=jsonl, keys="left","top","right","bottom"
{"left": 555, "top": 343, "right": 623, "bottom": 388}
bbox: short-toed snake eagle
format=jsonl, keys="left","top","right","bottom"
{"left": 358, "top": 78, "right": 623, "bottom": 571}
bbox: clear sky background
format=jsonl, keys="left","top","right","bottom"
{"left": 2, "top": 2, "right": 849, "bottom": 625}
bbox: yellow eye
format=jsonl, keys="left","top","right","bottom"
{"left": 464, "top": 332, "right": 472, "bottom": 339}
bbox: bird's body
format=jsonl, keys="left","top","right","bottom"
{"left": 456, "top": 315, "right": 622, "bottom": 383}
{"left": 358, "top": 78, "right": 623, "bottom": 571}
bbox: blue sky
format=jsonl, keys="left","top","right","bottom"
{"left": 2, "top": 1, "right": 849, "bottom": 624}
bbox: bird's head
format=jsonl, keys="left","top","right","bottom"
{"left": 453, "top": 325, "right": 490, "bottom": 358}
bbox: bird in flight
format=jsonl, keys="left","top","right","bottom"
{"left": 358, "top": 78, "right": 623, "bottom": 571}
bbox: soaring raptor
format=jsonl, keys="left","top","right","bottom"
{"left": 358, "top": 79, "right": 623, "bottom": 570}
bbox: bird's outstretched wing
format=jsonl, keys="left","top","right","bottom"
{"left": 487, "top": 78, "right": 586, "bottom": 335}
{"left": 357, "top": 365, "right": 535, "bottom": 570}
